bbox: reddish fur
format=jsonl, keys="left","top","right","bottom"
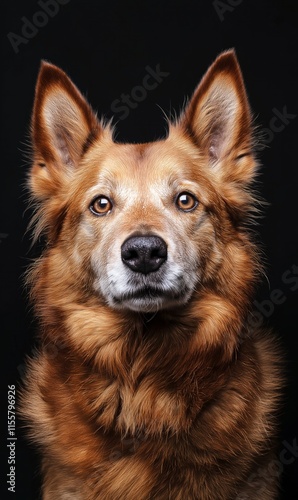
{"left": 21, "top": 51, "right": 282, "bottom": 499}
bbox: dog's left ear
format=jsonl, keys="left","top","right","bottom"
{"left": 178, "top": 50, "right": 255, "bottom": 183}
{"left": 29, "top": 62, "right": 102, "bottom": 202}
{"left": 32, "top": 61, "right": 100, "bottom": 168}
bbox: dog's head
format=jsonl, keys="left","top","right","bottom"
{"left": 29, "top": 50, "right": 257, "bottom": 313}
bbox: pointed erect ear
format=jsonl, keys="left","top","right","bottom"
{"left": 179, "top": 50, "right": 254, "bottom": 176}
{"left": 31, "top": 61, "right": 100, "bottom": 171}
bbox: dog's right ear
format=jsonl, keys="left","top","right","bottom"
{"left": 30, "top": 62, "right": 101, "bottom": 200}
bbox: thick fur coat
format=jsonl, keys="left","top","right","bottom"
{"left": 21, "top": 51, "right": 282, "bottom": 499}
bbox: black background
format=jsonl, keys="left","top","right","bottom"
{"left": 1, "top": 0, "right": 298, "bottom": 498}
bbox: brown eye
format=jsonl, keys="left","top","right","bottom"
{"left": 90, "top": 196, "right": 113, "bottom": 216}
{"left": 176, "top": 192, "right": 198, "bottom": 212}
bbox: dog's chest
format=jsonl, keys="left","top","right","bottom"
{"left": 89, "top": 371, "right": 194, "bottom": 437}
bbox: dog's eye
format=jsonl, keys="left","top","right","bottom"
{"left": 176, "top": 192, "right": 198, "bottom": 212}
{"left": 90, "top": 196, "right": 113, "bottom": 216}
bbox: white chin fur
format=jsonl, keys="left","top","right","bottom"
{"left": 111, "top": 298, "right": 166, "bottom": 313}
{"left": 107, "top": 290, "right": 192, "bottom": 313}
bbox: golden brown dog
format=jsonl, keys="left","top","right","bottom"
{"left": 21, "top": 50, "right": 282, "bottom": 499}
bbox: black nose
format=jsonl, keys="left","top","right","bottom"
{"left": 121, "top": 235, "right": 167, "bottom": 274}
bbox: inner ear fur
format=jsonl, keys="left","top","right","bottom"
{"left": 179, "top": 50, "right": 254, "bottom": 173}
{"left": 32, "top": 61, "right": 100, "bottom": 169}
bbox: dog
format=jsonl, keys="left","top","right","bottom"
{"left": 21, "top": 50, "right": 282, "bottom": 499}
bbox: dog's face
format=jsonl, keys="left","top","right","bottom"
{"left": 29, "top": 51, "right": 256, "bottom": 313}
{"left": 70, "top": 139, "right": 216, "bottom": 312}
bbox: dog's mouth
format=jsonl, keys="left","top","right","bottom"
{"left": 111, "top": 285, "right": 189, "bottom": 312}
{"left": 114, "top": 286, "right": 182, "bottom": 302}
